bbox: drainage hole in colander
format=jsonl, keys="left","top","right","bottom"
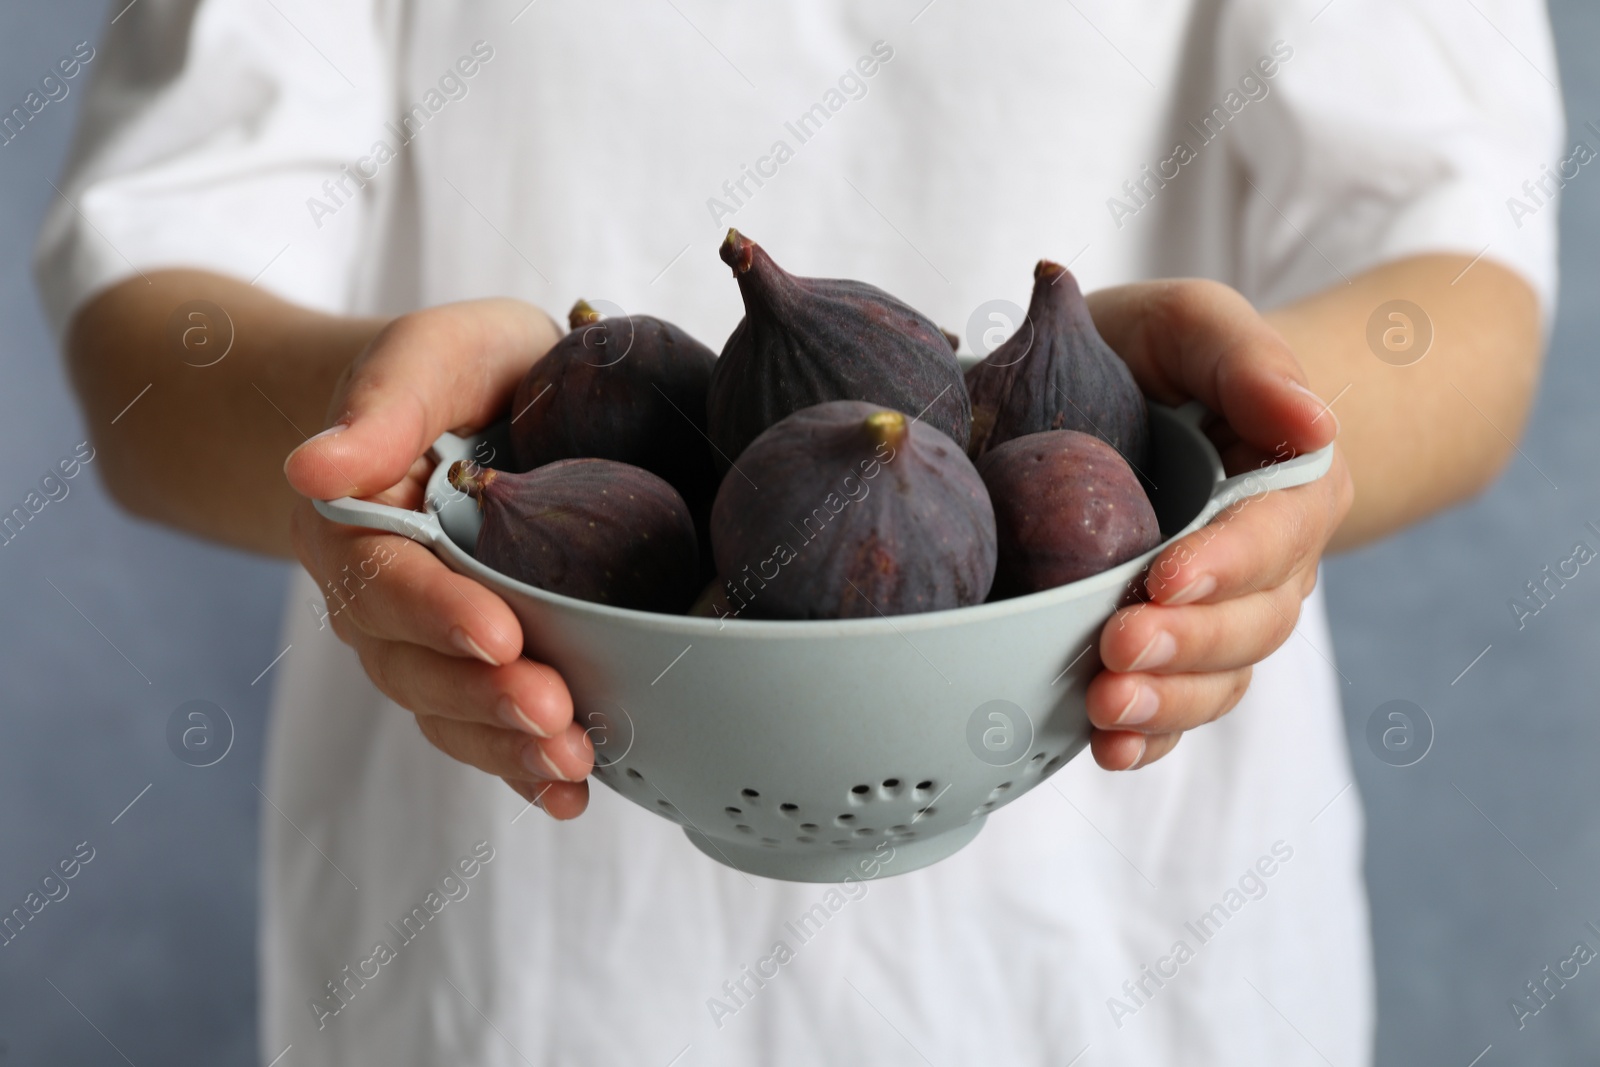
{"left": 724, "top": 806, "right": 742, "bottom": 817}
{"left": 740, "top": 788, "right": 760, "bottom": 799}
{"left": 914, "top": 780, "right": 935, "bottom": 796}
{"left": 878, "top": 778, "right": 903, "bottom": 798}
{"left": 847, "top": 784, "right": 871, "bottom": 806}
{"left": 916, "top": 806, "right": 937, "bottom": 818}
{"left": 797, "top": 835, "right": 815, "bottom": 843}
{"left": 834, "top": 813, "right": 856, "bottom": 826}
{"left": 1043, "top": 756, "right": 1064, "bottom": 774}
{"left": 830, "top": 839, "right": 850, "bottom": 847}
{"left": 800, "top": 822, "right": 819, "bottom": 831}
{"left": 986, "top": 783, "right": 1012, "bottom": 801}
{"left": 735, "top": 824, "right": 753, "bottom": 833}
{"left": 761, "top": 837, "right": 780, "bottom": 847}
{"left": 1030, "top": 752, "right": 1046, "bottom": 764}
{"left": 889, "top": 824, "right": 910, "bottom": 834}
{"left": 974, "top": 802, "right": 996, "bottom": 816}
{"left": 779, "top": 803, "right": 800, "bottom": 816}
{"left": 626, "top": 768, "right": 644, "bottom": 781}
{"left": 852, "top": 827, "right": 875, "bottom": 837}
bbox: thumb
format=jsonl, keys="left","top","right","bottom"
{"left": 1087, "top": 280, "right": 1335, "bottom": 457}
{"left": 285, "top": 299, "right": 561, "bottom": 500}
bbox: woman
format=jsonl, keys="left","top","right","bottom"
{"left": 38, "top": 0, "right": 1559, "bottom": 1062}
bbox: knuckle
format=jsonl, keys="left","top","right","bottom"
{"left": 1299, "top": 564, "right": 1320, "bottom": 598}
{"left": 1266, "top": 597, "right": 1300, "bottom": 649}
{"left": 327, "top": 605, "right": 361, "bottom": 645}
{"left": 484, "top": 730, "right": 525, "bottom": 778}
{"left": 1153, "top": 280, "right": 1222, "bottom": 335}
{"left": 356, "top": 641, "right": 397, "bottom": 702}
{"left": 1227, "top": 667, "right": 1254, "bottom": 709}
{"left": 415, "top": 713, "right": 447, "bottom": 750}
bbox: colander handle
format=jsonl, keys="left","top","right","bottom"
{"left": 312, "top": 495, "right": 445, "bottom": 546}
{"left": 1196, "top": 439, "right": 1336, "bottom": 525}
{"left": 307, "top": 431, "right": 475, "bottom": 546}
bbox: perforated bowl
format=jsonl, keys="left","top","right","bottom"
{"left": 314, "top": 400, "right": 1331, "bottom": 882}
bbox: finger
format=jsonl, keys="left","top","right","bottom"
{"left": 292, "top": 499, "right": 524, "bottom": 664}
{"left": 1101, "top": 583, "right": 1305, "bottom": 675}
{"left": 1085, "top": 667, "right": 1254, "bottom": 735}
{"left": 504, "top": 778, "right": 590, "bottom": 821}
{"left": 285, "top": 299, "right": 561, "bottom": 500}
{"left": 1142, "top": 450, "right": 1351, "bottom": 606}
{"left": 417, "top": 716, "right": 594, "bottom": 783}
{"left": 352, "top": 632, "right": 573, "bottom": 738}
{"left": 1090, "top": 729, "right": 1182, "bottom": 771}
{"left": 1084, "top": 279, "right": 1334, "bottom": 456}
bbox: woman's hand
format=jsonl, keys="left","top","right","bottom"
{"left": 284, "top": 299, "right": 595, "bottom": 817}
{"left": 1082, "top": 280, "right": 1354, "bottom": 770}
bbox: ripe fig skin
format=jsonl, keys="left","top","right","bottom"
{"left": 710, "top": 400, "right": 996, "bottom": 620}
{"left": 509, "top": 304, "right": 719, "bottom": 517}
{"left": 706, "top": 230, "right": 971, "bottom": 467}
{"left": 965, "top": 261, "right": 1150, "bottom": 472}
{"left": 450, "top": 458, "right": 700, "bottom": 614}
{"left": 976, "top": 430, "right": 1161, "bottom": 598}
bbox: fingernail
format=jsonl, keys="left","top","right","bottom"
{"left": 566, "top": 729, "right": 591, "bottom": 767}
{"left": 541, "top": 746, "right": 574, "bottom": 782}
{"left": 1162, "top": 573, "right": 1215, "bottom": 606}
{"left": 1123, "top": 736, "right": 1149, "bottom": 771}
{"left": 496, "top": 696, "right": 549, "bottom": 738}
{"left": 1114, "top": 685, "right": 1159, "bottom": 726}
{"left": 451, "top": 627, "right": 502, "bottom": 666}
{"left": 284, "top": 423, "right": 346, "bottom": 470}
{"left": 1286, "top": 379, "right": 1338, "bottom": 431}
{"left": 522, "top": 741, "right": 572, "bottom": 781}
{"left": 1126, "top": 631, "right": 1176, "bottom": 671}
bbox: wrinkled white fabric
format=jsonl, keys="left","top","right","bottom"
{"left": 37, "top": 1, "right": 1563, "bottom": 1064}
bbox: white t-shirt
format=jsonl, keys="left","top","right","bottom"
{"left": 37, "top": 2, "right": 1562, "bottom": 1064}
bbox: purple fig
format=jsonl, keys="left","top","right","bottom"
{"left": 966, "top": 261, "right": 1150, "bottom": 470}
{"left": 510, "top": 300, "right": 718, "bottom": 513}
{"left": 710, "top": 400, "right": 995, "bottom": 620}
{"left": 449, "top": 458, "right": 698, "bottom": 613}
{"left": 707, "top": 229, "right": 970, "bottom": 466}
{"left": 976, "top": 430, "right": 1160, "bottom": 597}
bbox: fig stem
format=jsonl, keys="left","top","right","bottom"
{"left": 862, "top": 409, "right": 909, "bottom": 451}
{"left": 720, "top": 228, "right": 755, "bottom": 274}
{"left": 447, "top": 460, "right": 496, "bottom": 499}
{"left": 1035, "top": 259, "right": 1068, "bottom": 285}
{"left": 568, "top": 299, "right": 602, "bottom": 329}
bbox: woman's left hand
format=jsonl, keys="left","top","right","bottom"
{"left": 1081, "top": 279, "right": 1355, "bottom": 770}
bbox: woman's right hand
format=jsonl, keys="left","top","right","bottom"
{"left": 284, "top": 299, "right": 594, "bottom": 819}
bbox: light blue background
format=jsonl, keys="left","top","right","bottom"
{"left": 0, "top": 3, "right": 1596, "bottom": 1063}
